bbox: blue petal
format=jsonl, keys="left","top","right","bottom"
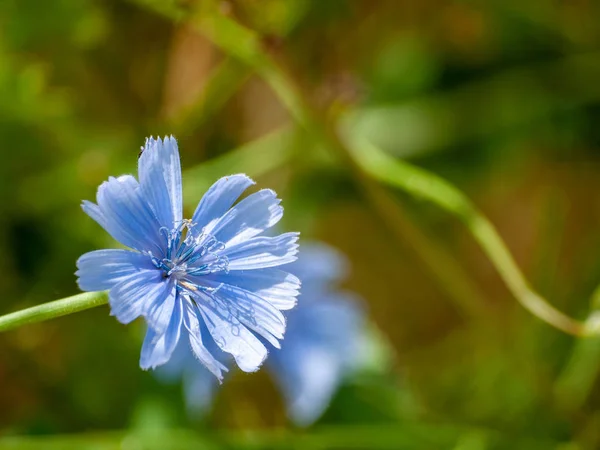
{"left": 193, "top": 291, "right": 268, "bottom": 373}
{"left": 138, "top": 136, "right": 182, "bottom": 228}
{"left": 203, "top": 269, "right": 300, "bottom": 310}
{"left": 76, "top": 249, "right": 154, "bottom": 292}
{"left": 270, "top": 343, "right": 343, "bottom": 427}
{"left": 145, "top": 277, "right": 177, "bottom": 334}
{"left": 269, "top": 294, "right": 364, "bottom": 426}
{"left": 195, "top": 282, "right": 288, "bottom": 348}
{"left": 156, "top": 316, "right": 229, "bottom": 404}
{"left": 183, "top": 298, "right": 229, "bottom": 381}
{"left": 85, "top": 175, "right": 163, "bottom": 252}
{"left": 208, "top": 189, "right": 283, "bottom": 246}
{"left": 224, "top": 232, "right": 299, "bottom": 270}
{"left": 191, "top": 174, "right": 255, "bottom": 230}
{"left": 140, "top": 294, "right": 184, "bottom": 370}
{"left": 288, "top": 243, "right": 348, "bottom": 292}
{"left": 108, "top": 269, "right": 172, "bottom": 326}
{"left": 294, "top": 295, "right": 363, "bottom": 351}
{"left": 81, "top": 200, "right": 107, "bottom": 231}
{"left": 153, "top": 337, "right": 190, "bottom": 383}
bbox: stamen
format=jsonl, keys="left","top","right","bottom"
{"left": 150, "top": 220, "right": 229, "bottom": 289}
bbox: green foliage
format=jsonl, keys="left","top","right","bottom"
{"left": 1, "top": 0, "right": 600, "bottom": 448}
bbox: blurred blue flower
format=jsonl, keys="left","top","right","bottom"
{"left": 267, "top": 244, "right": 364, "bottom": 426}
{"left": 76, "top": 136, "right": 300, "bottom": 380}
{"left": 158, "top": 243, "right": 365, "bottom": 425}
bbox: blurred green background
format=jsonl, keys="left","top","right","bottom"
{"left": 1, "top": 0, "right": 600, "bottom": 448}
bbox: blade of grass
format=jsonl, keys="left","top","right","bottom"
{"left": 169, "top": 57, "right": 251, "bottom": 135}
{"left": 554, "top": 287, "right": 600, "bottom": 410}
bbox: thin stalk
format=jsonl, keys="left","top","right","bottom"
{"left": 554, "top": 334, "right": 600, "bottom": 410}
{"left": 362, "top": 180, "right": 489, "bottom": 320}
{"left": 0, "top": 292, "right": 107, "bottom": 332}
{"left": 349, "top": 139, "right": 586, "bottom": 336}
{"left": 170, "top": 57, "right": 251, "bottom": 135}
{"left": 554, "top": 287, "right": 600, "bottom": 410}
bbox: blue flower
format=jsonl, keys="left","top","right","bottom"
{"left": 267, "top": 244, "right": 364, "bottom": 426}
{"left": 157, "top": 242, "right": 365, "bottom": 425}
{"left": 76, "top": 136, "right": 300, "bottom": 380}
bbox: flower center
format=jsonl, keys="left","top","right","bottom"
{"left": 149, "top": 220, "right": 229, "bottom": 287}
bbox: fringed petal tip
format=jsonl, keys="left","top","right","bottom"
{"left": 274, "top": 270, "right": 301, "bottom": 312}
{"left": 139, "top": 359, "right": 172, "bottom": 372}
{"left": 192, "top": 349, "right": 229, "bottom": 384}
{"left": 240, "top": 350, "right": 269, "bottom": 374}
{"left": 221, "top": 173, "right": 256, "bottom": 185}
{"left": 212, "top": 358, "right": 230, "bottom": 384}
{"left": 143, "top": 135, "right": 167, "bottom": 144}
{"left": 283, "top": 232, "right": 301, "bottom": 260}
{"left": 142, "top": 135, "right": 178, "bottom": 152}
{"left": 140, "top": 360, "right": 158, "bottom": 371}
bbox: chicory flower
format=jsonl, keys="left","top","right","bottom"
{"left": 76, "top": 136, "right": 300, "bottom": 380}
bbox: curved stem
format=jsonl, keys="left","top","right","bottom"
{"left": 0, "top": 291, "right": 108, "bottom": 332}
{"left": 348, "top": 139, "right": 586, "bottom": 336}
{"left": 361, "top": 179, "right": 489, "bottom": 320}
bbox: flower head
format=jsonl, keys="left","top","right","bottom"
{"left": 76, "top": 136, "right": 300, "bottom": 380}
{"left": 157, "top": 242, "right": 365, "bottom": 425}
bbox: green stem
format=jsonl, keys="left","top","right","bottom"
{"left": 362, "top": 180, "right": 488, "bottom": 320}
{"left": 170, "top": 57, "right": 251, "bottom": 135}
{"left": 0, "top": 291, "right": 107, "bottom": 332}
{"left": 554, "top": 286, "right": 600, "bottom": 410}
{"left": 554, "top": 334, "right": 600, "bottom": 411}
{"left": 348, "top": 139, "right": 586, "bottom": 336}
